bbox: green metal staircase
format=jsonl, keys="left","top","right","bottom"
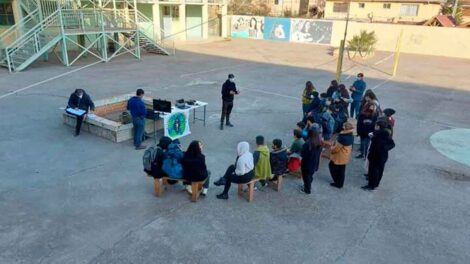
{"left": 0, "top": 0, "right": 171, "bottom": 72}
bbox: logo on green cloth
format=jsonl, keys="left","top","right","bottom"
{"left": 167, "top": 112, "right": 186, "bottom": 138}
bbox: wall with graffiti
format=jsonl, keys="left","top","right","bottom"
{"left": 231, "top": 16, "right": 264, "bottom": 39}
{"left": 230, "top": 16, "right": 333, "bottom": 45}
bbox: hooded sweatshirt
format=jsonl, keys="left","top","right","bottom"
{"left": 235, "top": 142, "right": 254, "bottom": 176}
{"left": 254, "top": 145, "right": 272, "bottom": 180}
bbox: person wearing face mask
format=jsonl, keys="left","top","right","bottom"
{"left": 349, "top": 73, "right": 367, "bottom": 119}
{"left": 220, "top": 73, "right": 239, "bottom": 130}
{"left": 66, "top": 89, "right": 95, "bottom": 136}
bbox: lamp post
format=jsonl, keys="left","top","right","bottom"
{"left": 335, "top": 0, "right": 351, "bottom": 82}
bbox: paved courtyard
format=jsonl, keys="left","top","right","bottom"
{"left": 0, "top": 38, "right": 469, "bottom": 263}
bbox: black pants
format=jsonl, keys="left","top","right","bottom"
{"left": 301, "top": 169, "right": 314, "bottom": 194}
{"left": 221, "top": 100, "right": 234, "bottom": 124}
{"left": 184, "top": 171, "right": 211, "bottom": 189}
{"left": 368, "top": 160, "right": 386, "bottom": 188}
{"left": 222, "top": 165, "right": 253, "bottom": 194}
{"left": 75, "top": 115, "right": 84, "bottom": 135}
{"left": 329, "top": 161, "right": 346, "bottom": 188}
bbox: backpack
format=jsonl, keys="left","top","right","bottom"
{"left": 143, "top": 145, "right": 160, "bottom": 172}
{"left": 162, "top": 143, "right": 184, "bottom": 178}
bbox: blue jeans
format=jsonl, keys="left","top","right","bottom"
{"left": 350, "top": 100, "right": 361, "bottom": 119}
{"left": 360, "top": 136, "right": 371, "bottom": 158}
{"left": 132, "top": 116, "right": 145, "bottom": 147}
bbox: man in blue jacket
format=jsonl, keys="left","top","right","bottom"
{"left": 220, "top": 73, "right": 239, "bottom": 130}
{"left": 127, "top": 89, "right": 147, "bottom": 150}
{"left": 67, "top": 89, "right": 95, "bottom": 136}
{"left": 349, "top": 73, "right": 367, "bottom": 119}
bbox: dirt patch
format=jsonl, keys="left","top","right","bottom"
{"left": 433, "top": 167, "right": 470, "bottom": 182}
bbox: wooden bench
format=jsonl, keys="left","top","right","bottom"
{"left": 237, "top": 179, "right": 259, "bottom": 202}
{"left": 267, "top": 175, "right": 284, "bottom": 192}
{"left": 149, "top": 173, "right": 206, "bottom": 202}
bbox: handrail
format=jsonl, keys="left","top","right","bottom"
{"left": 6, "top": 10, "right": 60, "bottom": 51}
{"left": 0, "top": 9, "right": 40, "bottom": 48}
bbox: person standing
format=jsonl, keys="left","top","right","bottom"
{"left": 127, "top": 89, "right": 147, "bottom": 150}
{"left": 349, "top": 73, "right": 367, "bottom": 119}
{"left": 220, "top": 73, "right": 239, "bottom": 130}
{"left": 328, "top": 122, "right": 354, "bottom": 188}
{"left": 300, "top": 124, "right": 323, "bottom": 194}
{"left": 362, "top": 120, "right": 395, "bottom": 191}
{"left": 67, "top": 89, "right": 95, "bottom": 136}
{"left": 301, "top": 81, "right": 316, "bottom": 119}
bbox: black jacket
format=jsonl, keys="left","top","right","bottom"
{"left": 67, "top": 92, "right": 95, "bottom": 112}
{"left": 357, "top": 112, "right": 377, "bottom": 138}
{"left": 300, "top": 142, "right": 322, "bottom": 175}
{"left": 368, "top": 129, "right": 395, "bottom": 164}
{"left": 221, "top": 80, "right": 237, "bottom": 102}
{"left": 270, "top": 148, "right": 288, "bottom": 176}
{"left": 182, "top": 154, "right": 208, "bottom": 182}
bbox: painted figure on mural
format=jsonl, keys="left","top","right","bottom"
{"left": 272, "top": 24, "right": 286, "bottom": 39}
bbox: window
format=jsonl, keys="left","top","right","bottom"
{"left": 163, "top": 6, "right": 179, "bottom": 19}
{"left": 400, "top": 4, "right": 419, "bottom": 16}
{"left": 0, "top": 3, "right": 14, "bottom": 26}
{"left": 333, "top": 2, "right": 349, "bottom": 13}
{"left": 358, "top": 3, "right": 365, "bottom": 8}
{"left": 383, "top": 3, "right": 391, "bottom": 9}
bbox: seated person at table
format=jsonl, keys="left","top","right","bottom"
{"left": 215, "top": 142, "right": 254, "bottom": 200}
{"left": 182, "top": 140, "right": 210, "bottom": 195}
{"left": 270, "top": 139, "right": 288, "bottom": 181}
{"left": 66, "top": 89, "right": 95, "bottom": 136}
{"left": 254, "top": 135, "right": 272, "bottom": 189}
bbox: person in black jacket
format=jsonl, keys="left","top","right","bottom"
{"left": 362, "top": 120, "right": 395, "bottom": 191}
{"left": 220, "top": 73, "right": 239, "bottom": 130}
{"left": 151, "top": 136, "right": 173, "bottom": 178}
{"left": 67, "top": 89, "right": 95, "bottom": 136}
{"left": 356, "top": 103, "right": 378, "bottom": 159}
{"left": 270, "top": 139, "right": 288, "bottom": 181}
{"left": 300, "top": 124, "right": 323, "bottom": 194}
{"left": 182, "top": 140, "right": 210, "bottom": 195}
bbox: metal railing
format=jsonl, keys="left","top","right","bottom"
{"left": 0, "top": 9, "right": 40, "bottom": 49}
{"left": 6, "top": 10, "right": 61, "bottom": 70}
{"left": 136, "top": 10, "right": 174, "bottom": 54}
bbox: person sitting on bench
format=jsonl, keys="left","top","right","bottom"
{"left": 182, "top": 140, "right": 210, "bottom": 196}
{"left": 66, "top": 89, "right": 95, "bottom": 136}
{"left": 215, "top": 141, "right": 254, "bottom": 200}
{"left": 270, "top": 138, "right": 288, "bottom": 181}
{"left": 150, "top": 136, "right": 178, "bottom": 185}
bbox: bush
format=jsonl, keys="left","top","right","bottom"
{"left": 347, "top": 30, "right": 377, "bottom": 57}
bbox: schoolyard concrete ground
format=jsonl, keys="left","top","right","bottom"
{"left": 0, "top": 38, "right": 469, "bottom": 264}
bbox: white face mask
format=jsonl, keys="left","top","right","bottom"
{"left": 229, "top": 78, "right": 235, "bottom": 83}
{"left": 78, "top": 94, "right": 83, "bottom": 99}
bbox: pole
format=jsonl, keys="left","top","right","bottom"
{"left": 452, "top": 0, "right": 459, "bottom": 19}
{"left": 335, "top": 0, "right": 351, "bottom": 82}
{"left": 392, "top": 29, "right": 403, "bottom": 77}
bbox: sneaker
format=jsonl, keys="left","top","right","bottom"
{"left": 361, "top": 185, "right": 374, "bottom": 191}
{"left": 220, "top": 124, "right": 224, "bottom": 130}
{"left": 299, "top": 186, "right": 310, "bottom": 194}
{"left": 135, "top": 145, "right": 146, "bottom": 150}
{"left": 202, "top": 188, "right": 208, "bottom": 196}
{"left": 226, "top": 122, "right": 234, "bottom": 127}
{"left": 186, "top": 185, "right": 193, "bottom": 195}
{"left": 213, "top": 177, "right": 225, "bottom": 186}
{"left": 216, "top": 193, "right": 228, "bottom": 200}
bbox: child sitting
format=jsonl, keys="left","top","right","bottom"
{"left": 270, "top": 139, "right": 288, "bottom": 181}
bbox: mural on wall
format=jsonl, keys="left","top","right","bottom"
{"left": 290, "top": 19, "right": 333, "bottom": 44}
{"left": 231, "top": 16, "right": 264, "bottom": 39}
{"left": 263, "top": 17, "right": 291, "bottom": 41}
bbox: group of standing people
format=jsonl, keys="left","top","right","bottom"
{"left": 299, "top": 73, "right": 396, "bottom": 192}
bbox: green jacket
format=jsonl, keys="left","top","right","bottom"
{"left": 254, "top": 145, "right": 272, "bottom": 180}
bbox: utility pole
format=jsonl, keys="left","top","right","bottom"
{"left": 335, "top": 0, "right": 351, "bottom": 82}
{"left": 452, "top": 0, "right": 459, "bottom": 19}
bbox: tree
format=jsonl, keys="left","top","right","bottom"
{"left": 442, "top": 0, "right": 463, "bottom": 25}
{"left": 347, "top": 30, "right": 378, "bottom": 58}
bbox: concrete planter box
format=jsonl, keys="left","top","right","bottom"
{"left": 63, "top": 94, "right": 162, "bottom": 143}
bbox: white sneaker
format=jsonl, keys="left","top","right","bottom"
{"left": 186, "top": 185, "right": 193, "bottom": 194}
{"left": 202, "top": 188, "right": 208, "bottom": 195}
